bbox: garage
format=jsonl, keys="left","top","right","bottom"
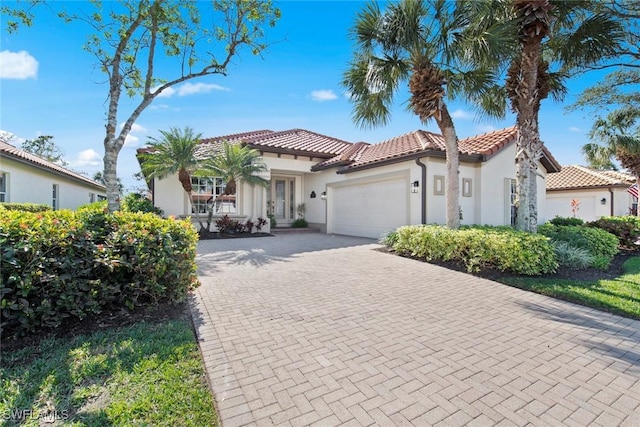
{"left": 328, "top": 177, "right": 409, "bottom": 239}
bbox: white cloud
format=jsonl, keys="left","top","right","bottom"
{"left": 569, "top": 126, "right": 581, "bottom": 133}
{"left": 0, "top": 50, "right": 38, "bottom": 79}
{"left": 71, "top": 149, "right": 102, "bottom": 167}
{"left": 124, "top": 134, "right": 140, "bottom": 148}
{"left": 155, "top": 82, "right": 229, "bottom": 98}
{"left": 119, "top": 122, "right": 146, "bottom": 133}
{"left": 450, "top": 109, "right": 473, "bottom": 120}
{"left": 310, "top": 90, "right": 338, "bottom": 102}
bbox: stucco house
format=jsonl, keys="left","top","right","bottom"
{"left": 0, "top": 141, "right": 106, "bottom": 210}
{"left": 140, "top": 126, "right": 561, "bottom": 239}
{"left": 545, "top": 165, "right": 637, "bottom": 222}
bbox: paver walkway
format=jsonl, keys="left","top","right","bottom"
{"left": 190, "top": 233, "right": 640, "bottom": 426}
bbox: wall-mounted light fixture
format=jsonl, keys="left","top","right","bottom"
{"left": 411, "top": 180, "right": 420, "bottom": 193}
{"left": 601, "top": 197, "right": 607, "bottom": 205}
{"left": 310, "top": 191, "right": 316, "bottom": 199}
{"left": 321, "top": 191, "right": 327, "bottom": 200}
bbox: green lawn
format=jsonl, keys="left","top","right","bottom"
{"left": 502, "top": 257, "right": 640, "bottom": 320}
{"left": 1, "top": 318, "right": 218, "bottom": 427}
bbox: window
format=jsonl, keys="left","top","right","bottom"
{"left": 191, "top": 177, "right": 234, "bottom": 214}
{"left": 433, "top": 175, "right": 445, "bottom": 195}
{"left": 52, "top": 184, "right": 59, "bottom": 210}
{"left": 89, "top": 193, "right": 96, "bottom": 203}
{"left": 505, "top": 178, "right": 517, "bottom": 226}
{"left": 0, "top": 172, "right": 7, "bottom": 202}
{"left": 462, "top": 178, "right": 472, "bottom": 197}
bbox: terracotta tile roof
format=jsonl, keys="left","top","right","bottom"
{"left": 0, "top": 141, "right": 106, "bottom": 190}
{"left": 194, "top": 130, "right": 274, "bottom": 158}
{"left": 244, "top": 129, "right": 352, "bottom": 157}
{"left": 546, "top": 165, "right": 635, "bottom": 190}
{"left": 311, "top": 142, "right": 370, "bottom": 171}
{"left": 458, "top": 126, "right": 516, "bottom": 156}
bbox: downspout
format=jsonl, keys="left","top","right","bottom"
{"left": 609, "top": 187, "right": 614, "bottom": 216}
{"left": 415, "top": 158, "right": 427, "bottom": 224}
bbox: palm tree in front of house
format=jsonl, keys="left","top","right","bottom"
{"left": 138, "top": 126, "right": 206, "bottom": 230}
{"left": 343, "top": 0, "right": 510, "bottom": 229}
{"left": 198, "top": 142, "right": 269, "bottom": 230}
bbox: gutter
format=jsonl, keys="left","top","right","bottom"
{"left": 415, "top": 158, "right": 427, "bottom": 224}
{"left": 609, "top": 187, "right": 614, "bottom": 216}
{"left": 337, "top": 150, "right": 482, "bottom": 174}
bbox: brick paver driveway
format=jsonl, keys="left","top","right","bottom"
{"left": 191, "top": 233, "right": 640, "bottom": 426}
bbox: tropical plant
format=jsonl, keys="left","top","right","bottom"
{"left": 2, "top": 1, "right": 280, "bottom": 212}
{"left": 21, "top": 135, "right": 68, "bottom": 166}
{"left": 198, "top": 142, "right": 269, "bottom": 230}
{"left": 585, "top": 107, "right": 640, "bottom": 207}
{"left": 342, "top": 0, "right": 509, "bottom": 229}
{"left": 504, "top": 0, "right": 624, "bottom": 232}
{"left": 138, "top": 127, "right": 206, "bottom": 230}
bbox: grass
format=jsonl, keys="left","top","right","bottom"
{"left": 0, "top": 319, "right": 218, "bottom": 426}
{"left": 502, "top": 257, "right": 640, "bottom": 320}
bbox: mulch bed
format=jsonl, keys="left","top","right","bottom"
{"left": 197, "top": 230, "right": 273, "bottom": 240}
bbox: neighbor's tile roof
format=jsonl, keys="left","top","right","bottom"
{"left": 0, "top": 141, "right": 106, "bottom": 190}
{"left": 546, "top": 165, "right": 635, "bottom": 190}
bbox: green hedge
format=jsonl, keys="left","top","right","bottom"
{"left": 539, "top": 223, "right": 619, "bottom": 268}
{"left": 390, "top": 225, "right": 558, "bottom": 275}
{"left": 1, "top": 209, "right": 199, "bottom": 338}
{"left": 588, "top": 216, "right": 640, "bottom": 251}
{"left": 0, "top": 202, "right": 51, "bottom": 212}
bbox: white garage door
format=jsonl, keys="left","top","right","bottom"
{"left": 330, "top": 178, "right": 408, "bottom": 239}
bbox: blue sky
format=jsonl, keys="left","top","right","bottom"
{"left": 1, "top": 1, "right": 608, "bottom": 192}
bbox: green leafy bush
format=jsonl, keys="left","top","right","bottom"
{"left": 539, "top": 223, "right": 619, "bottom": 268}
{"left": 291, "top": 218, "right": 308, "bottom": 228}
{"left": 1, "top": 209, "right": 199, "bottom": 338}
{"left": 550, "top": 216, "right": 584, "bottom": 226}
{"left": 380, "top": 230, "right": 399, "bottom": 247}
{"left": 551, "top": 241, "right": 594, "bottom": 270}
{"left": 391, "top": 225, "right": 557, "bottom": 275}
{"left": 0, "top": 202, "right": 51, "bottom": 212}
{"left": 121, "top": 193, "right": 164, "bottom": 215}
{"left": 588, "top": 216, "right": 640, "bottom": 250}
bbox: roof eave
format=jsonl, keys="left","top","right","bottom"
{"left": 246, "top": 144, "right": 337, "bottom": 159}
{"left": 336, "top": 150, "right": 482, "bottom": 174}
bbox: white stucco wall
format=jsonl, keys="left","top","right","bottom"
{"left": 545, "top": 187, "right": 634, "bottom": 222}
{"left": 1, "top": 158, "right": 105, "bottom": 210}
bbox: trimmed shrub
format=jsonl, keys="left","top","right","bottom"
{"left": 380, "top": 230, "right": 399, "bottom": 247}
{"left": 214, "top": 215, "right": 241, "bottom": 234}
{"left": 121, "top": 193, "right": 164, "bottom": 216}
{"left": 291, "top": 218, "right": 308, "bottom": 228}
{"left": 551, "top": 241, "right": 594, "bottom": 270}
{"left": 539, "top": 223, "right": 619, "bottom": 268}
{"left": 1, "top": 209, "right": 199, "bottom": 338}
{"left": 0, "top": 202, "right": 51, "bottom": 212}
{"left": 391, "top": 225, "right": 557, "bottom": 275}
{"left": 588, "top": 216, "right": 640, "bottom": 250}
{"left": 550, "top": 216, "right": 584, "bottom": 226}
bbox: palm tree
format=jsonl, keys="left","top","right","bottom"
{"left": 198, "top": 142, "right": 269, "bottom": 230}
{"left": 505, "top": 0, "right": 624, "bottom": 232}
{"left": 343, "top": 0, "right": 509, "bottom": 229}
{"left": 588, "top": 107, "right": 640, "bottom": 215}
{"left": 138, "top": 126, "right": 206, "bottom": 230}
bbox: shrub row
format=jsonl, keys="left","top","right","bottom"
{"left": 539, "top": 223, "right": 619, "bottom": 269}
{"left": 0, "top": 202, "right": 51, "bottom": 212}
{"left": 388, "top": 225, "right": 558, "bottom": 275}
{"left": 588, "top": 216, "right": 640, "bottom": 250}
{"left": 1, "top": 208, "right": 199, "bottom": 338}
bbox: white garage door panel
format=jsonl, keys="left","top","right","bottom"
{"left": 331, "top": 179, "right": 407, "bottom": 239}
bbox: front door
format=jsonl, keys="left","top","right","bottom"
{"left": 270, "top": 177, "right": 295, "bottom": 226}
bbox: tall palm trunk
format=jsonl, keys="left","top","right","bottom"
{"left": 409, "top": 62, "right": 460, "bottom": 229}
{"left": 435, "top": 105, "right": 461, "bottom": 229}
{"left": 178, "top": 167, "right": 206, "bottom": 231}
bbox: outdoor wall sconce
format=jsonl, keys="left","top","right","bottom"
{"left": 601, "top": 197, "right": 607, "bottom": 205}
{"left": 310, "top": 191, "right": 316, "bottom": 199}
{"left": 321, "top": 191, "right": 327, "bottom": 200}
{"left": 411, "top": 180, "right": 420, "bottom": 193}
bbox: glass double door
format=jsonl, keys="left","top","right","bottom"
{"left": 269, "top": 177, "right": 295, "bottom": 226}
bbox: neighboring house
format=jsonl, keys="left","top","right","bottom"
{"left": 141, "top": 126, "right": 561, "bottom": 239}
{"left": 546, "top": 165, "right": 637, "bottom": 222}
{"left": 0, "top": 141, "right": 106, "bottom": 210}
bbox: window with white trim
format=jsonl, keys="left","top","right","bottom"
{"left": 191, "top": 177, "right": 235, "bottom": 214}
{"left": 505, "top": 178, "right": 517, "bottom": 226}
{"left": 89, "top": 193, "right": 96, "bottom": 203}
{"left": 0, "top": 172, "right": 7, "bottom": 202}
{"left": 52, "top": 184, "right": 59, "bottom": 210}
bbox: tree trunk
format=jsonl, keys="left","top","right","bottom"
{"left": 435, "top": 105, "right": 460, "bottom": 229}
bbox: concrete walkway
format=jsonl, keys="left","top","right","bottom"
{"left": 190, "top": 233, "right": 640, "bottom": 426}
